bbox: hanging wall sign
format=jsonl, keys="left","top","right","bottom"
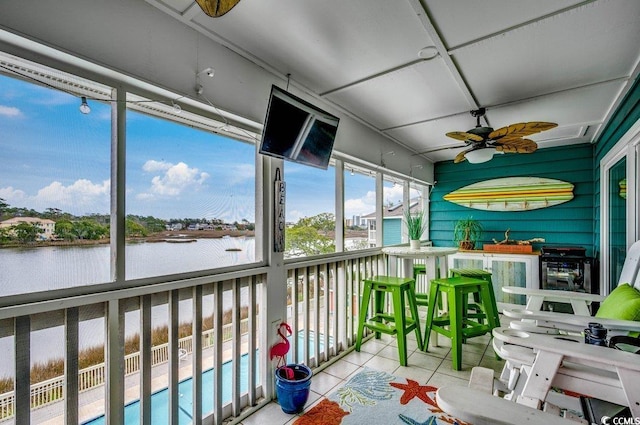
{"left": 274, "top": 168, "right": 286, "bottom": 252}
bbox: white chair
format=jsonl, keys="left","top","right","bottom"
{"left": 437, "top": 324, "right": 640, "bottom": 423}
{"left": 502, "top": 240, "right": 640, "bottom": 337}
{"left": 494, "top": 267, "right": 640, "bottom": 409}
{"left": 437, "top": 383, "right": 584, "bottom": 425}
{"left": 502, "top": 240, "right": 640, "bottom": 317}
{"left": 436, "top": 243, "right": 640, "bottom": 423}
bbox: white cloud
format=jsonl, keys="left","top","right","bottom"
{"left": 0, "top": 105, "right": 23, "bottom": 118}
{"left": 144, "top": 161, "right": 209, "bottom": 196}
{"left": 287, "top": 209, "right": 305, "bottom": 223}
{"left": 0, "top": 186, "right": 27, "bottom": 202}
{"left": 31, "top": 88, "right": 75, "bottom": 106}
{"left": 383, "top": 184, "right": 404, "bottom": 205}
{"left": 345, "top": 189, "right": 376, "bottom": 217}
{"left": 143, "top": 160, "right": 173, "bottom": 172}
{"left": 0, "top": 179, "right": 110, "bottom": 214}
{"left": 343, "top": 185, "right": 418, "bottom": 218}
{"left": 136, "top": 193, "right": 154, "bottom": 200}
{"left": 227, "top": 164, "right": 254, "bottom": 185}
{"left": 35, "top": 179, "right": 110, "bottom": 207}
{"left": 344, "top": 199, "right": 373, "bottom": 217}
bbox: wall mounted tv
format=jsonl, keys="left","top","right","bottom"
{"left": 259, "top": 85, "right": 340, "bottom": 170}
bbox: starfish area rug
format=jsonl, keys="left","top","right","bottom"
{"left": 294, "top": 368, "right": 468, "bottom": 425}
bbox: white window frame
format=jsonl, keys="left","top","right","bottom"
{"left": 600, "top": 119, "right": 640, "bottom": 295}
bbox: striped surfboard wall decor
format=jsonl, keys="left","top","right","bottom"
{"left": 444, "top": 177, "right": 574, "bottom": 211}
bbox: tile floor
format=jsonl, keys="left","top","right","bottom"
{"left": 240, "top": 320, "right": 508, "bottom": 425}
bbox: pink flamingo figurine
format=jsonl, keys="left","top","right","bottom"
{"left": 270, "top": 322, "right": 293, "bottom": 378}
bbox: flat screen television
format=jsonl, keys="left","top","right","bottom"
{"left": 259, "top": 85, "right": 340, "bottom": 170}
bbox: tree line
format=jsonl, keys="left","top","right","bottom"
{"left": 0, "top": 198, "right": 357, "bottom": 255}
{"left": 0, "top": 198, "right": 251, "bottom": 245}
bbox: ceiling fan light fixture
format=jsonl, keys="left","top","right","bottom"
{"left": 465, "top": 147, "right": 496, "bottom": 164}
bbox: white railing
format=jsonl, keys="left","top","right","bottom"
{"left": 285, "top": 250, "right": 384, "bottom": 367}
{"left": 0, "top": 248, "right": 385, "bottom": 424}
{"left": 0, "top": 321, "right": 248, "bottom": 416}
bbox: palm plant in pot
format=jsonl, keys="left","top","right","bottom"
{"left": 404, "top": 210, "right": 427, "bottom": 250}
{"left": 453, "top": 216, "right": 483, "bottom": 250}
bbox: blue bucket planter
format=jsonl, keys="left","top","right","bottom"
{"left": 274, "top": 364, "right": 313, "bottom": 414}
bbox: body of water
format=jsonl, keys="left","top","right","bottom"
{"left": 0, "top": 237, "right": 256, "bottom": 296}
{"left": 0, "top": 237, "right": 256, "bottom": 377}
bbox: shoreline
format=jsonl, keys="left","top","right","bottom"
{"left": 0, "top": 229, "right": 255, "bottom": 249}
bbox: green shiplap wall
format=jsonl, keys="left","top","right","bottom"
{"left": 430, "top": 144, "right": 595, "bottom": 256}
{"left": 593, "top": 77, "right": 640, "bottom": 256}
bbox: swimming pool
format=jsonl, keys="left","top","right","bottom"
{"left": 83, "top": 331, "right": 327, "bottom": 424}
{"left": 83, "top": 350, "right": 258, "bottom": 425}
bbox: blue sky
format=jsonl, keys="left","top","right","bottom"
{"left": 0, "top": 73, "right": 404, "bottom": 223}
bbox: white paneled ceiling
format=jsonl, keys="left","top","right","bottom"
{"left": 148, "top": 0, "right": 640, "bottom": 163}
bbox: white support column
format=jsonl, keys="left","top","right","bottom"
{"left": 247, "top": 275, "right": 258, "bottom": 405}
{"left": 106, "top": 299, "right": 125, "bottom": 425}
{"left": 375, "top": 172, "right": 384, "bottom": 247}
{"left": 168, "top": 290, "right": 179, "bottom": 425}
{"left": 140, "top": 295, "right": 152, "bottom": 425}
{"left": 14, "top": 316, "right": 30, "bottom": 425}
{"left": 191, "top": 286, "right": 203, "bottom": 425}
{"left": 403, "top": 181, "right": 410, "bottom": 244}
{"left": 335, "top": 159, "right": 345, "bottom": 252}
{"left": 65, "top": 307, "right": 79, "bottom": 425}
{"left": 110, "top": 87, "right": 126, "bottom": 283}
{"left": 422, "top": 184, "right": 430, "bottom": 240}
{"left": 232, "top": 279, "right": 241, "bottom": 416}
{"left": 213, "top": 283, "right": 223, "bottom": 423}
{"left": 262, "top": 155, "right": 288, "bottom": 400}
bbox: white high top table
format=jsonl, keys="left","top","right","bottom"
{"left": 381, "top": 246, "right": 459, "bottom": 347}
{"left": 381, "top": 246, "right": 458, "bottom": 281}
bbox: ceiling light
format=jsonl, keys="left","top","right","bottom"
{"left": 79, "top": 97, "right": 91, "bottom": 114}
{"left": 418, "top": 46, "right": 439, "bottom": 60}
{"left": 465, "top": 148, "right": 496, "bottom": 164}
{"left": 197, "top": 67, "right": 215, "bottom": 78}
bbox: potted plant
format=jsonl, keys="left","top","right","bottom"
{"left": 453, "top": 216, "right": 483, "bottom": 250}
{"left": 404, "top": 210, "right": 427, "bottom": 250}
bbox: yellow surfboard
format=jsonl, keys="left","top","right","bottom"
{"left": 444, "top": 177, "right": 574, "bottom": 211}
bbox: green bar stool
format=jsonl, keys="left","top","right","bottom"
{"left": 450, "top": 268, "right": 501, "bottom": 327}
{"left": 413, "top": 263, "right": 443, "bottom": 313}
{"left": 423, "top": 276, "right": 500, "bottom": 370}
{"left": 355, "top": 275, "right": 423, "bottom": 366}
{"left": 412, "top": 264, "right": 429, "bottom": 306}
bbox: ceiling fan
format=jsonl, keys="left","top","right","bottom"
{"left": 195, "top": 0, "right": 241, "bottom": 17}
{"left": 425, "top": 108, "right": 558, "bottom": 164}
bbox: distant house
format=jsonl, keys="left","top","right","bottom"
{"left": 0, "top": 217, "right": 56, "bottom": 240}
{"left": 346, "top": 215, "right": 368, "bottom": 229}
{"left": 166, "top": 222, "right": 183, "bottom": 231}
{"left": 362, "top": 200, "right": 424, "bottom": 246}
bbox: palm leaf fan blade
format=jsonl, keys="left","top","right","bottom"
{"left": 454, "top": 150, "right": 468, "bottom": 163}
{"left": 446, "top": 131, "right": 484, "bottom": 142}
{"left": 489, "top": 122, "right": 557, "bottom": 140}
{"left": 495, "top": 139, "right": 537, "bottom": 153}
{"left": 196, "top": 0, "right": 241, "bottom": 17}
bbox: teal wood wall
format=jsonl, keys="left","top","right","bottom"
{"left": 592, "top": 77, "right": 640, "bottom": 257}
{"left": 430, "top": 144, "right": 595, "bottom": 256}
{"left": 383, "top": 218, "right": 402, "bottom": 245}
